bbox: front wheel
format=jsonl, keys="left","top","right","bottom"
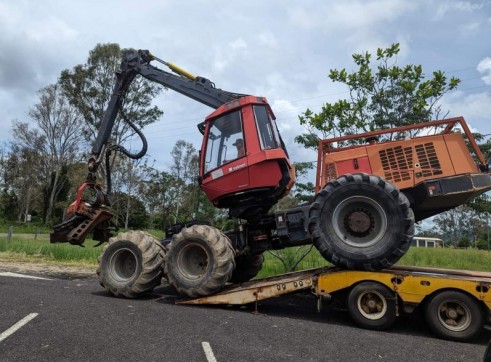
{"left": 425, "top": 291, "right": 484, "bottom": 341}
{"left": 347, "top": 282, "right": 397, "bottom": 330}
{"left": 97, "top": 231, "right": 164, "bottom": 298}
{"left": 309, "top": 173, "right": 414, "bottom": 270}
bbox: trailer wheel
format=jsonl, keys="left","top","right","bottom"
{"left": 425, "top": 291, "right": 484, "bottom": 341}
{"left": 164, "top": 225, "right": 235, "bottom": 298}
{"left": 97, "top": 231, "right": 164, "bottom": 298}
{"left": 347, "top": 282, "right": 397, "bottom": 330}
{"left": 230, "top": 254, "right": 264, "bottom": 283}
{"left": 309, "top": 173, "right": 414, "bottom": 270}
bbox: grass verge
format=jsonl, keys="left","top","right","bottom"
{"left": 1, "top": 236, "right": 490, "bottom": 276}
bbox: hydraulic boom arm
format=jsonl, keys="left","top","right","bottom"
{"left": 51, "top": 49, "right": 247, "bottom": 245}
{"left": 89, "top": 49, "right": 247, "bottom": 175}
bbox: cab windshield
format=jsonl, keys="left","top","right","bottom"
{"left": 204, "top": 110, "right": 244, "bottom": 173}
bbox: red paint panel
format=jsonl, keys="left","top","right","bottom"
{"left": 201, "top": 164, "right": 250, "bottom": 202}
{"left": 248, "top": 160, "right": 283, "bottom": 188}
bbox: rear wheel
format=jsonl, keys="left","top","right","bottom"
{"left": 230, "top": 254, "right": 264, "bottom": 283}
{"left": 97, "top": 231, "right": 164, "bottom": 298}
{"left": 425, "top": 291, "right": 484, "bottom": 341}
{"left": 164, "top": 224, "right": 235, "bottom": 298}
{"left": 309, "top": 173, "right": 414, "bottom": 270}
{"left": 347, "top": 282, "right": 397, "bottom": 330}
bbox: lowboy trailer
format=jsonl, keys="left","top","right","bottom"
{"left": 179, "top": 265, "right": 491, "bottom": 342}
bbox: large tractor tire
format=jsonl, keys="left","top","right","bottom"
{"left": 97, "top": 231, "right": 164, "bottom": 298}
{"left": 164, "top": 224, "right": 235, "bottom": 298}
{"left": 309, "top": 173, "right": 414, "bottom": 270}
{"left": 230, "top": 254, "right": 264, "bottom": 283}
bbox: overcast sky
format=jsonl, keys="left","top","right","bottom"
{"left": 1, "top": 0, "right": 490, "bottom": 171}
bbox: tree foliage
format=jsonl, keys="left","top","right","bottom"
{"left": 28, "top": 84, "right": 83, "bottom": 224}
{"left": 59, "top": 43, "right": 164, "bottom": 160}
{"left": 296, "top": 43, "right": 461, "bottom": 149}
{"left": 431, "top": 205, "right": 489, "bottom": 247}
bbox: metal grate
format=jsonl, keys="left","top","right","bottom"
{"left": 415, "top": 142, "right": 442, "bottom": 177}
{"left": 379, "top": 146, "right": 413, "bottom": 183}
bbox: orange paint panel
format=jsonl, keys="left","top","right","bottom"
{"left": 336, "top": 157, "right": 372, "bottom": 175}
{"left": 443, "top": 134, "right": 479, "bottom": 174}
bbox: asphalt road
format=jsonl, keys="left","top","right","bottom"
{"left": 0, "top": 271, "right": 489, "bottom": 362}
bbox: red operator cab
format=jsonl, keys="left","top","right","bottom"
{"left": 198, "top": 96, "right": 295, "bottom": 219}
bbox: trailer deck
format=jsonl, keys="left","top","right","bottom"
{"left": 179, "top": 265, "right": 491, "bottom": 342}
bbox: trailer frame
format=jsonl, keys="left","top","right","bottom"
{"left": 179, "top": 265, "right": 491, "bottom": 341}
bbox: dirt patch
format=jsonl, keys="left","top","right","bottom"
{"left": 0, "top": 259, "right": 96, "bottom": 279}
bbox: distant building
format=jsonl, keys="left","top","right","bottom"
{"left": 411, "top": 236, "right": 443, "bottom": 248}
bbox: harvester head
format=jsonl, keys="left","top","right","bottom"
{"left": 50, "top": 182, "right": 114, "bottom": 246}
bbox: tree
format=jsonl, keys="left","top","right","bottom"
{"left": 171, "top": 140, "right": 198, "bottom": 184}
{"left": 110, "top": 156, "right": 153, "bottom": 229}
{"left": 169, "top": 140, "right": 199, "bottom": 222}
{"left": 111, "top": 191, "right": 148, "bottom": 229}
{"left": 296, "top": 43, "right": 460, "bottom": 150}
{"left": 139, "top": 167, "right": 177, "bottom": 229}
{"left": 290, "top": 161, "right": 315, "bottom": 203}
{"left": 28, "top": 84, "right": 83, "bottom": 224}
{"left": 60, "top": 43, "right": 163, "bottom": 142}
{"left": 0, "top": 146, "right": 19, "bottom": 220}
{"left": 59, "top": 43, "right": 164, "bottom": 182}
{"left": 432, "top": 205, "right": 486, "bottom": 246}
{"left": 9, "top": 123, "right": 48, "bottom": 222}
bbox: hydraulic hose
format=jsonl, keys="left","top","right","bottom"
{"left": 104, "top": 104, "right": 149, "bottom": 198}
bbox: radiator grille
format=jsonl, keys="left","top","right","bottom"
{"left": 379, "top": 146, "right": 413, "bottom": 182}
{"left": 415, "top": 142, "right": 442, "bottom": 177}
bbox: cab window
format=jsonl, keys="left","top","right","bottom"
{"left": 254, "top": 106, "right": 279, "bottom": 150}
{"left": 204, "top": 110, "right": 244, "bottom": 173}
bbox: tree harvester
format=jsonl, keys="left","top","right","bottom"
{"left": 50, "top": 49, "right": 491, "bottom": 298}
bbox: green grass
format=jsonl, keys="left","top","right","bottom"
{"left": 0, "top": 237, "right": 101, "bottom": 266}
{"left": 397, "top": 247, "right": 491, "bottom": 272}
{"left": 0, "top": 224, "right": 51, "bottom": 234}
{"left": 1, "top": 235, "right": 490, "bottom": 275}
{"left": 257, "top": 246, "right": 491, "bottom": 277}
{"left": 257, "top": 247, "right": 330, "bottom": 278}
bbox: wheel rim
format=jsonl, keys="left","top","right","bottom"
{"left": 357, "top": 290, "right": 387, "bottom": 320}
{"left": 177, "top": 243, "right": 210, "bottom": 280}
{"left": 332, "top": 196, "right": 388, "bottom": 248}
{"left": 436, "top": 299, "right": 472, "bottom": 332}
{"left": 109, "top": 248, "right": 140, "bottom": 282}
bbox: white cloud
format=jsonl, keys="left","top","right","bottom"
{"left": 435, "top": 1, "right": 484, "bottom": 20}
{"left": 257, "top": 31, "right": 279, "bottom": 49}
{"left": 288, "top": 0, "right": 417, "bottom": 31}
{"left": 460, "top": 21, "right": 481, "bottom": 34}
{"left": 271, "top": 99, "right": 316, "bottom": 163}
{"left": 443, "top": 91, "right": 491, "bottom": 131}
{"left": 229, "top": 38, "right": 247, "bottom": 50}
{"left": 0, "top": 0, "right": 490, "bottom": 172}
{"left": 25, "top": 16, "right": 78, "bottom": 42}
{"left": 213, "top": 38, "right": 248, "bottom": 71}
{"left": 477, "top": 57, "right": 491, "bottom": 85}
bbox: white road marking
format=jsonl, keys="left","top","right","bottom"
{"left": 0, "top": 313, "right": 39, "bottom": 342}
{"left": 201, "top": 341, "right": 217, "bottom": 362}
{"left": 0, "top": 272, "right": 52, "bottom": 280}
